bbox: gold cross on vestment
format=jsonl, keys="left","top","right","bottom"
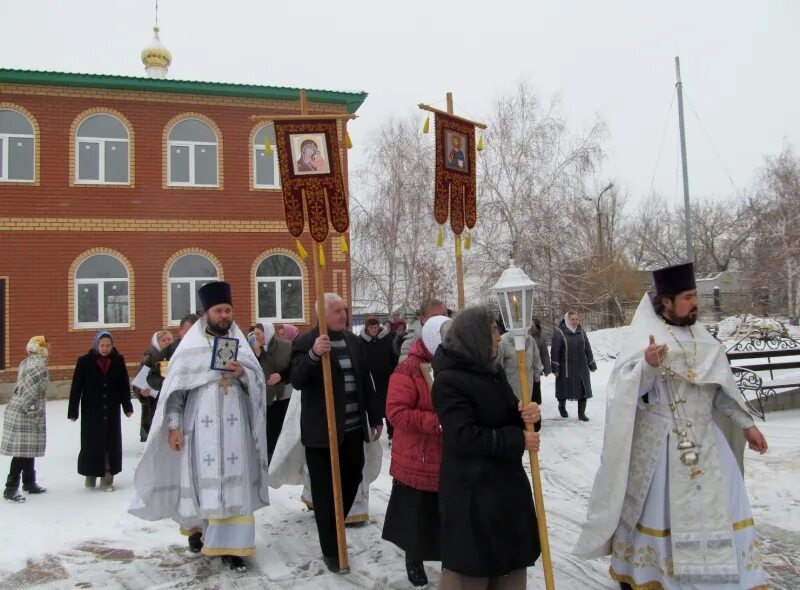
{"left": 220, "top": 375, "right": 231, "bottom": 394}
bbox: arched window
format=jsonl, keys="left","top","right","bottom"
{"left": 255, "top": 254, "right": 303, "bottom": 322}
{"left": 75, "top": 254, "right": 130, "bottom": 327}
{"left": 168, "top": 118, "right": 218, "bottom": 186}
{"left": 76, "top": 114, "right": 130, "bottom": 184}
{"left": 168, "top": 254, "right": 219, "bottom": 323}
{"left": 253, "top": 123, "right": 279, "bottom": 188}
{"left": 0, "top": 109, "right": 34, "bottom": 182}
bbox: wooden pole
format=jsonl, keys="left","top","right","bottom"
{"left": 516, "top": 348, "right": 555, "bottom": 590}
{"left": 312, "top": 239, "right": 349, "bottom": 570}
{"left": 447, "top": 92, "right": 466, "bottom": 311}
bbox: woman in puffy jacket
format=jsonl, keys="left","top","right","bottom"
{"left": 382, "top": 315, "right": 451, "bottom": 588}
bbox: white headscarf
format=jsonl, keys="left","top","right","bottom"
{"left": 151, "top": 331, "right": 160, "bottom": 350}
{"left": 421, "top": 315, "right": 451, "bottom": 356}
{"left": 262, "top": 322, "right": 276, "bottom": 346}
{"left": 563, "top": 312, "right": 578, "bottom": 333}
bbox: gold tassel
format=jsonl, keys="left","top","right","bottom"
{"left": 318, "top": 243, "right": 326, "bottom": 267}
{"left": 422, "top": 115, "right": 430, "bottom": 134}
{"left": 455, "top": 234, "right": 463, "bottom": 257}
{"left": 264, "top": 138, "right": 273, "bottom": 156}
{"left": 476, "top": 133, "right": 484, "bottom": 152}
{"left": 296, "top": 239, "right": 308, "bottom": 259}
{"left": 436, "top": 225, "right": 444, "bottom": 247}
{"left": 345, "top": 132, "right": 353, "bottom": 149}
{"left": 465, "top": 230, "right": 472, "bottom": 250}
{"left": 339, "top": 235, "right": 349, "bottom": 253}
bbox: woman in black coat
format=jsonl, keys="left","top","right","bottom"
{"left": 68, "top": 330, "right": 133, "bottom": 491}
{"left": 550, "top": 311, "right": 597, "bottom": 422}
{"left": 432, "top": 306, "right": 542, "bottom": 589}
{"left": 360, "top": 316, "right": 398, "bottom": 438}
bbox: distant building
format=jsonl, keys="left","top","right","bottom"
{"left": 0, "top": 44, "right": 366, "bottom": 381}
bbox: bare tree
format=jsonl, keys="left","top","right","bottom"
{"left": 751, "top": 146, "right": 800, "bottom": 323}
{"left": 350, "top": 115, "right": 454, "bottom": 314}
{"left": 469, "top": 82, "right": 608, "bottom": 325}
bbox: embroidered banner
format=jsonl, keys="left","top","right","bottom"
{"left": 434, "top": 113, "right": 477, "bottom": 235}
{"left": 273, "top": 120, "right": 348, "bottom": 242}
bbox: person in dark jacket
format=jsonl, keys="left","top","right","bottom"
{"left": 133, "top": 330, "right": 173, "bottom": 442}
{"left": 146, "top": 313, "right": 199, "bottom": 392}
{"left": 290, "top": 293, "right": 384, "bottom": 573}
{"left": 360, "top": 316, "right": 398, "bottom": 440}
{"left": 530, "top": 318, "right": 551, "bottom": 407}
{"left": 68, "top": 330, "right": 134, "bottom": 491}
{"left": 249, "top": 322, "right": 292, "bottom": 461}
{"left": 432, "top": 306, "right": 542, "bottom": 588}
{"left": 550, "top": 311, "right": 597, "bottom": 421}
{"left": 382, "top": 315, "right": 451, "bottom": 588}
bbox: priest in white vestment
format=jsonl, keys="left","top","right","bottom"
{"left": 129, "top": 281, "right": 269, "bottom": 572}
{"left": 574, "top": 263, "right": 768, "bottom": 590}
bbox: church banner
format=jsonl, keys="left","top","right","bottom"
{"left": 273, "top": 119, "right": 349, "bottom": 242}
{"left": 434, "top": 113, "right": 477, "bottom": 235}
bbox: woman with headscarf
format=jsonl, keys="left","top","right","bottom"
{"left": 68, "top": 330, "right": 134, "bottom": 491}
{"left": 133, "top": 330, "right": 174, "bottom": 442}
{"left": 249, "top": 322, "right": 292, "bottom": 460}
{"left": 382, "top": 315, "right": 451, "bottom": 588}
{"left": 432, "top": 306, "right": 542, "bottom": 589}
{"left": 360, "top": 316, "right": 399, "bottom": 441}
{"left": 276, "top": 323, "right": 300, "bottom": 342}
{"left": 529, "top": 318, "right": 551, "bottom": 407}
{"left": 551, "top": 310, "right": 597, "bottom": 421}
{"left": 2, "top": 336, "right": 50, "bottom": 502}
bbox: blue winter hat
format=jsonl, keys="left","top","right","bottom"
{"left": 198, "top": 281, "right": 233, "bottom": 312}
{"left": 93, "top": 330, "right": 112, "bottom": 351}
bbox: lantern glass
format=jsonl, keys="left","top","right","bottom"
{"left": 492, "top": 260, "right": 537, "bottom": 336}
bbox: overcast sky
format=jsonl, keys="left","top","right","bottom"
{"left": 3, "top": 0, "right": 797, "bottom": 206}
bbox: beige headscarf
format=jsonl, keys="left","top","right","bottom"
{"left": 26, "top": 335, "right": 49, "bottom": 357}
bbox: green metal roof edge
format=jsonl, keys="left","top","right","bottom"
{"left": 0, "top": 69, "right": 368, "bottom": 114}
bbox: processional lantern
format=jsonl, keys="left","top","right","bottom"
{"left": 492, "top": 259, "right": 537, "bottom": 341}
{"left": 491, "top": 258, "right": 555, "bottom": 590}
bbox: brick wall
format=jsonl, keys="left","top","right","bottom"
{"left": 0, "top": 83, "right": 353, "bottom": 381}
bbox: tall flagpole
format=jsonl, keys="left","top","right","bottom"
{"left": 675, "top": 56, "right": 694, "bottom": 262}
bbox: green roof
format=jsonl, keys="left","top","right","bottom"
{"left": 0, "top": 69, "right": 368, "bottom": 114}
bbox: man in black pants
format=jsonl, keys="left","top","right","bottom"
{"left": 291, "top": 293, "right": 383, "bottom": 573}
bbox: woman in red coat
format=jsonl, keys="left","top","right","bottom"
{"left": 382, "top": 315, "right": 452, "bottom": 588}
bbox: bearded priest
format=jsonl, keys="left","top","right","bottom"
{"left": 129, "top": 281, "right": 269, "bottom": 573}
{"left": 574, "top": 263, "right": 768, "bottom": 590}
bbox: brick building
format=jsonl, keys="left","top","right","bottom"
{"left": 0, "top": 68, "right": 366, "bottom": 384}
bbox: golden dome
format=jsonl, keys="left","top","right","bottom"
{"left": 141, "top": 26, "right": 171, "bottom": 77}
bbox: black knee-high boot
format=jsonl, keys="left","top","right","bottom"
{"left": 22, "top": 458, "right": 46, "bottom": 493}
{"left": 4, "top": 458, "right": 25, "bottom": 502}
{"left": 578, "top": 399, "right": 589, "bottom": 422}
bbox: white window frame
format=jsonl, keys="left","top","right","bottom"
{"left": 167, "top": 255, "right": 219, "bottom": 325}
{"left": 255, "top": 255, "right": 305, "bottom": 323}
{"left": 0, "top": 110, "right": 35, "bottom": 183}
{"left": 74, "top": 261, "right": 130, "bottom": 328}
{"left": 168, "top": 119, "right": 219, "bottom": 187}
{"left": 253, "top": 124, "right": 280, "bottom": 189}
{"left": 75, "top": 116, "right": 130, "bottom": 185}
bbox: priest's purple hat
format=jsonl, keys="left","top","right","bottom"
{"left": 652, "top": 262, "right": 696, "bottom": 297}
{"left": 198, "top": 281, "right": 233, "bottom": 311}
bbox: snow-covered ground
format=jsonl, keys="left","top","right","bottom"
{"left": 0, "top": 333, "right": 798, "bottom": 589}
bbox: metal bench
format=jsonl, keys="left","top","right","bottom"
{"left": 726, "top": 328, "right": 800, "bottom": 421}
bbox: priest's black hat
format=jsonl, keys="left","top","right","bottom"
{"left": 198, "top": 281, "right": 233, "bottom": 311}
{"left": 652, "top": 262, "right": 696, "bottom": 297}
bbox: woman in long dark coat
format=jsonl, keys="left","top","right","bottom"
{"left": 68, "top": 330, "right": 133, "bottom": 491}
{"left": 2, "top": 336, "right": 50, "bottom": 502}
{"left": 550, "top": 311, "right": 597, "bottom": 421}
{"left": 432, "top": 306, "right": 542, "bottom": 589}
